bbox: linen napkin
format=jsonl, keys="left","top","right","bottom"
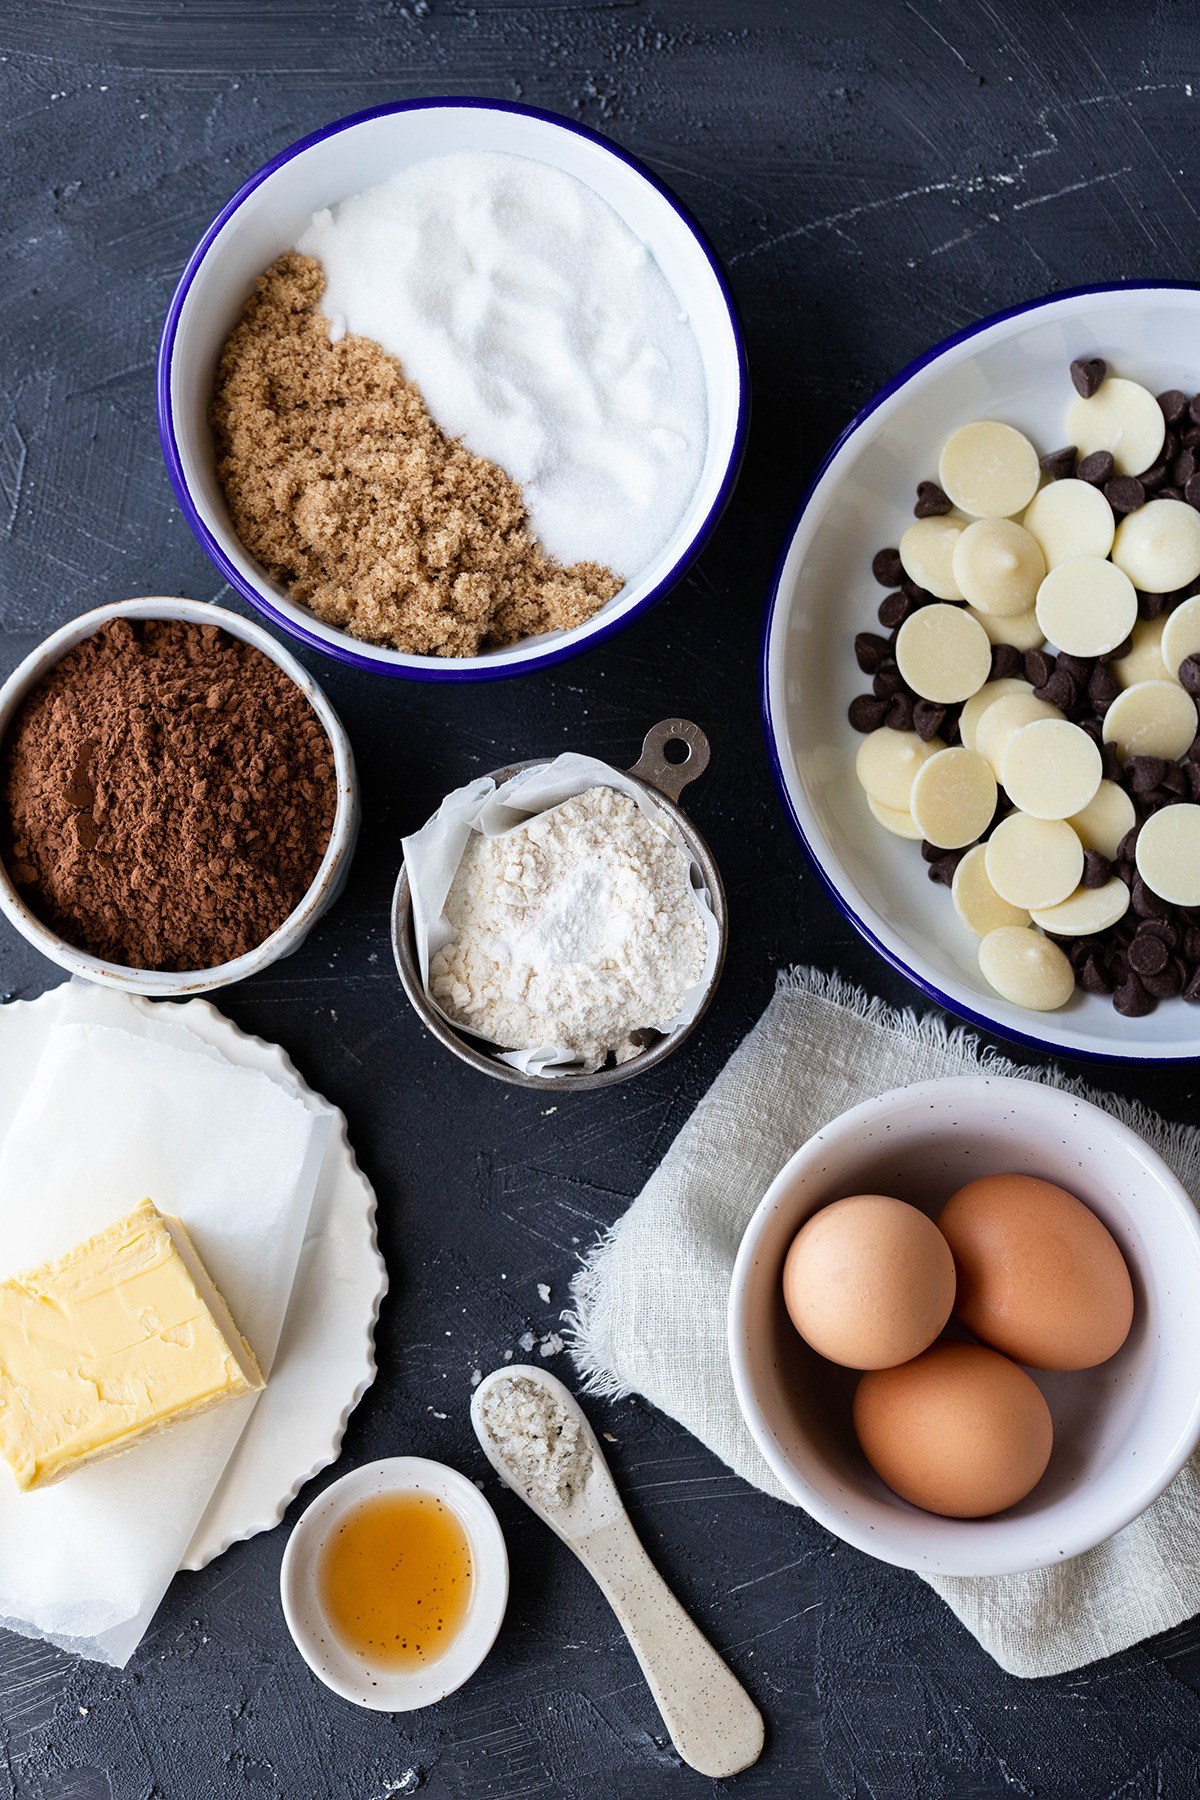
{"left": 567, "top": 966, "right": 1200, "bottom": 1679}
{"left": 0, "top": 983, "right": 331, "bottom": 1667}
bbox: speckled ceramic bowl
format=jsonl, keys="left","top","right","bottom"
{"left": 0, "top": 596, "right": 358, "bottom": 995}
{"left": 728, "top": 1076, "right": 1200, "bottom": 1578}
{"left": 158, "top": 98, "right": 748, "bottom": 682}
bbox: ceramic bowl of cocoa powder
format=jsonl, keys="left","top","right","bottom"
{"left": 0, "top": 597, "right": 358, "bottom": 995}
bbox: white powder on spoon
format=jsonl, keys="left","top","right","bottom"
{"left": 429, "top": 785, "right": 707, "bottom": 1070}
{"left": 297, "top": 150, "right": 708, "bottom": 580}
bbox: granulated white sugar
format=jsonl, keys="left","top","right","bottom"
{"left": 297, "top": 151, "right": 708, "bottom": 579}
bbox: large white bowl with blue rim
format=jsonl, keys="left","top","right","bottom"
{"left": 158, "top": 98, "right": 748, "bottom": 682}
{"left": 762, "top": 283, "right": 1200, "bottom": 1061}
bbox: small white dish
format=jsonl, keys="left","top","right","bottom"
{"left": 280, "top": 1456, "right": 508, "bottom": 1711}
{"left": 727, "top": 1075, "right": 1200, "bottom": 1578}
{"left": 762, "top": 283, "right": 1200, "bottom": 1060}
{"left": 157, "top": 98, "right": 748, "bottom": 682}
{"left": 0, "top": 596, "right": 358, "bottom": 995}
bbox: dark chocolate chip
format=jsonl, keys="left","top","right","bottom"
{"left": 872, "top": 548, "right": 904, "bottom": 587}
{"left": 1186, "top": 926, "right": 1200, "bottom": 963}
{"left": 1127, "top": 754, "right": 1167, "bottom": 792}
{"left": 1078, "top": 450, "right": 1115, "bottom": 486}
{"left": 927, "top": 852, "right": 964, "bottom": 886}
{"left": 1056, "top": 653, "right": 1093, "bottom": 686}
{"left": 1184, "top": 425, "right": 1200, "bottom": 450}
{"left": 1162, "top": 763, "right": 1190, "bottom": 796}
{"left": 1174, "top": 448, "right": 1198, "bottom": 488}
{"left": 1186, "top": 472, "right": 1200, "bottom": 511}
{"left": 1078, "top": 715, "right": 1104, "bottom": 746}
{"left": 1132, "top": 875, "right": 1169, "bottom": 919}
{"left": 1067, "top": 938, "right": 1091, "bottom": 971}
{"left": 920, "top": 839, "right": 942, "bottom": 863}
{"left": 1080, "top": 954, "right": 1113, "bottom": 995}
{"left": 848, "top": 694, "right": 889, "bottom": 733}
{"left": 874, "top": 666, "right": 905, "bottom": 699}
{"left": 1117, "top": 824, "right": 1141, "bottom": 861}
{"left": 1191, "top": 393, "right": 1200, "bottom": 426}
{"left": 1098, "top": 633, "right": 1133, "bottom": 663}
{"left": 901, "top": 579, "right": 930, "bottom": 604}
{"left": 1160, "top": 487, "right": 1186, "bottom": 503}
{"left": 912, "top": 699, "right": 946, "bottom": 742}
{"left": 914, "top": 480, "right": 952, "bottom": 518}
{"left": 1159, "top": 388, "right": 1188, "bottom": 424}
{"left": 1141, "top": 958, "right": 1185, "bottom": 1000}
{"left": 1142, "top": 460, "right": 1169, "bottom": 492}
{"left": 1105, "top": 475, "right": 1145, "bottom": 515}
{"left": 1070, "top": 357, "right": 1107, "bottom": 399}
{"left": 1129, "top": 932, "right": 1169, "bottom": 976}
{"left": 878, "top": 591, "right": 912, "bottom": 630}
{"left": 1088, "top": 665, "right": 1121, "bottom": 711}
{"left": 1113, "top": 973, "right": 1155, "bottom": 1016}
{"left": 886, "top": 692, "right": 914, "bottom": 731}
{"left": 1034, "top": 670, "right": 1076, "bottom": 710}
{"left": 1024, "top": 648, "right": 1056, "bottom": 688}
{"left": 1137, "top": 590, "right": 1167, "bottom": 620}
{"left": 1184, "top": 966, "right": 1200, "bottom": 1003}
{"left": 855, "top": 631, "right": 891, "bottom": 673}
{"left": 1082, "top": 849, "right": 1111, "bottom": 888}
{"left": 1039, "top": 446, "right": 1077, "bottom": 480}
{"left": 1187, "top": 761, "right": 1200, "bottom": 800}
{"left": 990, "top": 644, "right": 1024, "bottom": 681}
{"left": 1140, "top": 917, "right": 1179, "bottom": 949}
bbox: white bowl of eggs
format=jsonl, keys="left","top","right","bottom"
{"left": 727, "top": 1076, "right": 1200, "bottom": 1577}
{"left": 762, "top": 285, "right": 1200, "bottom": 1060}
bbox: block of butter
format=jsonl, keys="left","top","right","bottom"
{"left": 0, "top": 1199, "right": 264, "bottom": 1492}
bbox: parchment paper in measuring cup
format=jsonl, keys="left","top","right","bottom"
{"left": 403, "top": 752, "right": 721, "bottom": 1076}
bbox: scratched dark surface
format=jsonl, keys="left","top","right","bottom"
{"left": 2, "top": 2, "right": 1200, "bottom": 1796}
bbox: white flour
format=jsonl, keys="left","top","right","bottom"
{"left": 430, "top": 785, "right": 706, "bottom": 1070}
{"left": 297, "top": 150, "right": 708, "bottom": 578}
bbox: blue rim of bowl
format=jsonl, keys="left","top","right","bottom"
{"left": 760, "top": 279, "right": 1200, "bottom": 1065}
{"left": 157, "top": 96, "right": 750, "bottom": 683}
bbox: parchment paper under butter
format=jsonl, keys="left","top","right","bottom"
{"left": 0, "top": 982, "right": 331, "bottom": 1667}
{"left": 402, "top": 752, "right": 722, "bottom": 1076}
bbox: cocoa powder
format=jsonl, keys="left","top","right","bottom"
{"left": 0, "top": 618, "right": 337, "bottom": 971}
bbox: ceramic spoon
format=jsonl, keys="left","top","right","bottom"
{"left": 470, "top": 1365, "right": 764, "bottom": 1779}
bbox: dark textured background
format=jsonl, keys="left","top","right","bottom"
{"left": 2, "top": 2, "right": 1200, "bottom": 1795}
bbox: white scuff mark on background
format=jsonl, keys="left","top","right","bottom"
{"left": 1011, "top": 166, "right": 1132, "bottom": 211}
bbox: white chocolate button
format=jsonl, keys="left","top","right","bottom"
{"left": 1068, "top": 780, "right": 1136, "bottom": 859}
{"left": 938, "top": 421, "right": 1041, "bottom": 518}
{"left": 951, "top": 518, "right": 1045, "bottom": 616}
{"left": 978, "top": 925, "right": 1076, "bottom": 1011}
{"left": 1034, "top": 556, "right": 1138, "bottom": 657}
{"left": 1111, "top": 499, "right": 1200, "bottom": 593}
{"left": 1102, "top": 679, "right": 1198, "bottom": 762}
{"left": 867, "top": 794, "right": 924, "bottom": 839}
{"left": 1066, "top": 376, "right": 1165, "bottom": 477}
{"left": 999, "top": 718, "right": 1102, "bottom": 820}
{"left": 909, "top": 747, "right": 998, "bottom": 849}
{"left": 975, "top": 692, "right": 1063, "bottom": 777}
{"left": 1160, "top": 594, "right": 1200, "bottom": 679}
{"left": 1022, "top": 478, "right": 1115, "bottom": 568}
{"left": 899, "top": 515, "right": 968, "bottom": 599}
{"left": 1135, "top": 804, "right": 1200, "bottom": 905}
{"left": 984, "top": 815, "right": 1083, "bottom": 909}
{"left": 967, "top": 605, "right": 1046, "bottom": 651}
{"left": 952, "top": 844, "right": 1030, "bottom": 937}
{"left": 1031, "top": 878, "right": 1131, "bottom": 937}
{"left": 895, "top": 604, "right": 992, "bottom": 703}
{"left": 1113, "top": 614, "right": 1172, "bottom": 688}
{"left": 959, "top": 678, "right": 1033, "bottom": 751}
{"left": 855, "top": 728, "right": 947, "bottom": 811}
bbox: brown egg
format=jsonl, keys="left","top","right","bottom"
{"left": 781, "top": 1193, "right": 956, "bottom": 1370}
{"left": 937, "top": 1174, "right": 1134, "bottom": 1371}
{"left": 853, "top": 1340, "right": 1054, "bottom": 1517}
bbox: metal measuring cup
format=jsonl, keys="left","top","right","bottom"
{"left": 390, "top": 719, "right": 728, "bottom": 1091}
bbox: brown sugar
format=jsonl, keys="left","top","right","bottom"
{"left": 209, "top": 253, "right": 623, "bottom": 657}
{"left": 0, "top": 618, "right": 337, "bottom": 972}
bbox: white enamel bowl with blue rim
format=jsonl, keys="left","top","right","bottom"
{"left": 728, "top": 1077, "right": 1200, "bottom": 1578}
{"left": 762, "top": 284, "right": 1200, "bottom": 1061}
{"left": 158, "top": 98, "right": 748, "bottom": 683}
